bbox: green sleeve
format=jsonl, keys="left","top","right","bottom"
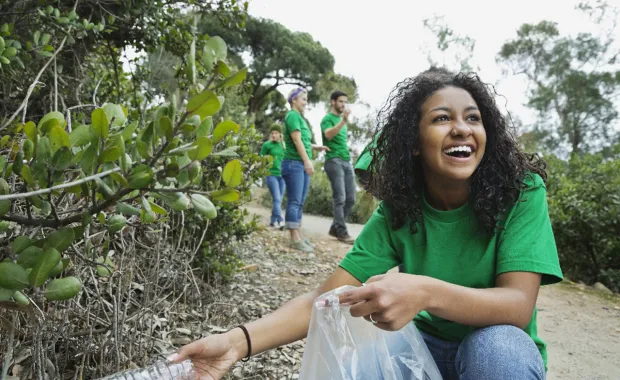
{"left": 496, "top": 173, "right": 563, "bottom": 285}
{"left": 259, "top": 142, "right": 269, "bottom": 156}
{"left": 285, "top": 112, "right": 303, "bottom": 133}
{"left": 320, "top": 115, "right": 335, "bottom": 132}
{"left": 340, "top": 203, "right": 401, "bottom": 282}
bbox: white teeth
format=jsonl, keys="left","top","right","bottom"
{"left": 443, "top": 146, "right": 472, "bottom": 154}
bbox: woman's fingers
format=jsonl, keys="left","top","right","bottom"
{"left": 168, "top": 339, "right": 207, "bottom": 363}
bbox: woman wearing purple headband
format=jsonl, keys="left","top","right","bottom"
{"left": 278, "top": 87, "right": 329, "bottom": 252}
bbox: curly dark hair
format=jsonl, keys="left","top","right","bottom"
{"left": 367, "top": 67, "right": 546, "bottom": 234}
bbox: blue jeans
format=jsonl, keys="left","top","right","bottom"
{"left": 421, "top": 325, "right": 545, "bottom": 380}
{"left": 324, "top": 158, "right": 356, "bottom": 236}
{"left": 265, "top": 176, "right": 285, "bottom": 225}
{"left": 281, "top": 159, "right": 310, "bottom": 230}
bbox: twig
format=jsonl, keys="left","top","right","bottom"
{"left": 0, "top": 167, "right": 121, "bottom": 201}
{"left": 0, "top": 313, "right": 17, "bottom": 379}
{"left": 1, "top": 35, "right": 70, "bottom": 132}
{"left": 54, "top": 57, "right": 58, "bottom": 112}
{"left": 92, "top": 74, "right": 106, "bottom": 107}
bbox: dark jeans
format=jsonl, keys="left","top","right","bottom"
{"left": 324, "top": 158, "right": 356, "bottom": 236}
{"left": 281, "top": 159, "right": 310, "bottom": 230}
{"left": 265, "top": 176, "right": 285, "bottom": 225}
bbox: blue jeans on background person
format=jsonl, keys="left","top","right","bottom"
{"left": 421, "top": 325, "right": 545, "bottom": 380}
{"left": 265, "top": 175, "right": 285, "bottom": 226}
{"left": 281, "top": 159, "right": 310, "bottom": 230}
{"left": 324, "top": 158, "right": 356, "bottom": 237}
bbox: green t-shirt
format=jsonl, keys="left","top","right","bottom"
{"left": 260, "top": 140, "right": 284, "bottom": 176}
{"left": 321, "top": 113, "right": 350, "bottom": 161}
{"left": 340, "top": 173, "right": 563, "bottom": 369}
{"left": 284, "top": 110, "right": 312, "bottom": 161}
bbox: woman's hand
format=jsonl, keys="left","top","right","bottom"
{"left": 338, "top": 273, "right": 432, "bottom": 331}
{"left": 168, "top": 332, "right": 242, "bottom": 380}
{"left": 304, "top": 160, "right": 314, "bottom": 176}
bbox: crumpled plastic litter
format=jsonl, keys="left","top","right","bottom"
{"left": 299, "top": 285, "right": 443, "bottom": 380}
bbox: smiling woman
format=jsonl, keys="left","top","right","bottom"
{"left": 171, "top": 68, "right": 563, "bottom": 380}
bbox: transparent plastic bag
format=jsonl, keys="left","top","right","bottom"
{"left": 299, "top": 285, "right": 443, "bottom": 380}
{"left": 97, "top": 360, "right": 196, "bottom": 380}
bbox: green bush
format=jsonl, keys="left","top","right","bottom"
{"left": 261, "top": 166, "right": 378, "bottom": 225}
{"left": 546, "top": 148, "right": 620, "bottom": 292}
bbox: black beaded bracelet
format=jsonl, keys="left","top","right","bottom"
{"left": 238, "top": 325, "right": 252, "bottom": 362}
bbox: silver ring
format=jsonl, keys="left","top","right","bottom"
{"left": 369, "top": 313, "right": 377, "bottom": 324}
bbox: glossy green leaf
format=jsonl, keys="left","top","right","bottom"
{"left": 12, "top": 152, "right": 23, "bottom": 176}
{"left": 148, "top": 200, "right": 167, "bottom": 215}
{"left": 216, "top": 60, "right": 231, "bottom": 77}
{"left": 20, "top": 166, "right": 35, "bottom": 186}
{"left": 159, "top": 116, "right": 173, "bottom": 141}
{"left": 0, "top": 262, "right": 29, "bottom": 290}
{"left": 0, "top": 199, "right": 10, "bottom": 216}
{"left": 222, "top": 159, "right": 242, "bottom": 187}
{"left": 212, "top": 146, "right": 240, "bottom": 158}
{"left": 188, "top": 137, "right": 213, "bottom": 161}
{"left": 0, "top": 287, "right": 15, "bottom": 302}
{"left": 120, "top": 122, "right": 138, "bottom": 141}
{"left": 128, "top": 165, "right": 153, "bottom": 189}
{"left": 11, "top": 236, "right": 32, "bottom": 255}
{"left": 109, "top": 172, "right": 129, "bottom": 187}
{"left": 23, "top": 139, "right": 34, "bottom": 160}
{"left": 24, "top": 121, "right": 37, "bottom": 144}
{"left": 186, "top": 90, "right": 221, "bottom": 119}
{"left": 106, "top": 215, "right": 126, "bottom": 233}
{"left": 51, "top": 147, "right": 72, "bottom": 171}
{"left": 210, "top": 189, "right": 240, "bottom": 202}
{"left": 212, "top": 120, "right": 240, "bottom": 144}
{"left": 49, "top": 125, "right": 70, "bottom": 153}
{"left": 69, "top": 125, "right": 94, "bottom": 147}
{"left": 96, "top": 256, "right": 114, "bottom": 277}
{"left": 102, "top": 103, "right": 126, "bottom": 127}
{"left": 120, "top": 153, "right": 132, "bottom": 172}
{"left": 43, "top": 227, "right": 75, "bottom": 253}
{"left": 190, "top": 194, "right": 217, "bottom": 219}
{"left": 159, "top": 192, "right": 191, "bottom": 211}
{"left": 99, "top": 146, "right": 121, "bottom": 164}
{"left": 17, "top": 246, "right": 42, "bottom": 269}
{"left": 92, "top": 108, "right": 109, "bottom": 140}
{"left": 44, "top": 276, "right": 82, "bottom": 301}
{"left": 202, "top": 46, "right": 214, "bottom": 71}
{"left": 29, "top": 248, "right": 61, "bottom": 287}
{"left": 196, "top": 117, "right": 213, "bottom": 138}
{"left": 205, "top": 36, "right": 227, "bottom": 61}
{"left": 116, "top": 202, "right": 141, "bottom": 216}
{"left": 80, "top": 145, "right": 97, "bottom": 175}
{"left": 140, "top": 196, "right": 155, "bottom": 223}
{"left": 37, "top": 111, "right": 65, "bottom": 133}
{"left": 219, "top": 68, "right": 248, "bottom": 89}
{"left": 35, "top": 136, "right": 52, "bottom": 163}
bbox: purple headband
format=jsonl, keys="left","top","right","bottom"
{"left": 288, "top": 88, "right": 305, "bottom": 104}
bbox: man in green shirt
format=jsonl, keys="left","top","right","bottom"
{"left": 321, "top": 91, "right": 356, "bottom": 244}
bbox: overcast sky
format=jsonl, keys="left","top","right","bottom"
{"left": 248, "top": 0, "right": 618, "bottom": 149}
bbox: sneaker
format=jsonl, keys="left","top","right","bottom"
{"left": 291, "top": 239, "right": 314, "bottom": 253}
{"left": 328, "top": 225, "right": 338, "bottom": 238}
{"left": 303, "top": 238, "right": 316, "bottom": 248}
{"left": 337, "top": 233, "right": 355, "bottom": 245}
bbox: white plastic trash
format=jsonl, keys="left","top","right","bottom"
{"left": 299, "top": 285, "right": 442, "bottom": 380}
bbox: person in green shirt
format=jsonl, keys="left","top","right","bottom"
{"left": 260, "top": 123, "right": 286, "bottom": 228}
{"left": 321, "top": 91, "right": 356, "bottom": 244}
{"left": 172, "top": 68, "right": 563, "bottom": 380}
{"left": 281, "top": 87, "right": 329, "bottom": 253}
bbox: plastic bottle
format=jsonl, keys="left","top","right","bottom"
{"left": 97, "top": 360, "right": 196, "bottom": 380}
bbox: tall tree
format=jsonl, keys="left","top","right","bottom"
{"left": 498, "top": 0, "right": 620, "bottom": 155}
{"left": 198, "top": 16, "right": 356, "bottom": 118}
{"left": 422, "top": 16, "right": 478, "bottom": 73}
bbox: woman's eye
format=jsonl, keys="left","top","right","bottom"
{"left": 433, "top": 115, "right": 449, "bottom": 122}
{"left": 467, "top": 114, "right": 481, "bottom": 122}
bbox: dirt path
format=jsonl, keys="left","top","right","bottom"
{"left": 242, "top": 202, "right": 620, "bottom": 380}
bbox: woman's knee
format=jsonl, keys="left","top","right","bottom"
{"left": 456, "top": 325, "right": 545, "bottom": 380}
